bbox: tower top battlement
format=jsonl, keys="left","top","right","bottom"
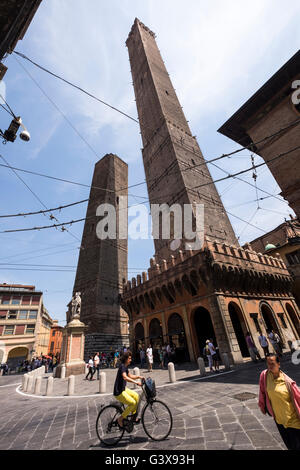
{"left": 126, "top": 18, "right": 156, "bottom": 46}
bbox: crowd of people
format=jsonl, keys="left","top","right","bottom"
{"left": 0, "top": 353, "right": 60, "bottom": 375}
{"left": 85, "top": 347, "right": 127, "bottom": 381}
{"left": 137, "top": 343, "right": 177, "bottom": 372}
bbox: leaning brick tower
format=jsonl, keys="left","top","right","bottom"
{"left": 126, "top": 18, "right": 239, "bottom": 262}
{"left": 72, "top": 154, "right": 129, "bottom": 359}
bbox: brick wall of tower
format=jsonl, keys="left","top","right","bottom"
{"left": 72, "top": 154, "right": 129, "bottom": 355}
{"left": 126, "top": 19, "right": 238, "bottom": 262}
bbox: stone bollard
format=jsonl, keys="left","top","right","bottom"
{"left": 168, "top": 362, "right": 176, "bottom": 383}
{"left": 133, "top": 367, "right": 140, "bottom": 389}
{"left": 222, "top": 353, "right": 231, "bottom": 371}
{"left": 26, "top": 375, "right": 34, "bottom": 393}
{"left": 67, "top": 375, "right": 75, "bottom": 396}
{"left": 23, "top": 374, "right": 29, "bottom": 391}
{"left": 60, "top": 366, "right": 66, "bottom": 379}
{"left": 99, "top": 372, "right": 106, "bottom": 394}
{"left": 34, "top": 376, "right": 42, "bottom": 395}
{"left": 197, "top": 357, "right": 206, "bottom": 376}
{"left": 46, "top": 376, "right": 53, "bottom": 396}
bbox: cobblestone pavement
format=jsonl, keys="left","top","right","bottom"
{"left": 0, "top": 356, "right": 299, "bottom": 450}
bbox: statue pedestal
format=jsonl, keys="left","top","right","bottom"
{"left": 56, "top": 314, "right": 87, "bottom": 378}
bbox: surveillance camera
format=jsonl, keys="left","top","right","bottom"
{"left": 19, "top": 129, "right": 30, "bottom": 142}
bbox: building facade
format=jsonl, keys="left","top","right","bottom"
{"left": 122, "top": 19, "right": 300, "bottom": 364}
{"left": 0, "top": 283, "right": 54, "bottom": 367}
{"left": 218, "top": 50, "right": 300, "bottom": 219}
{"left": 72, "top": 154, "right": 129, "bottom": 359}
{"left": 48, "top": 320, "right": 63, "bottom": 359}
{"left": 248, "top": 216, "right": 300, "bottom": 311}
{"left": 0, "top": 0, "right": 42, "bottom": 79}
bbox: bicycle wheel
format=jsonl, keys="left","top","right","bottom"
{"left": 142, "top": 400, "right": 173, "bottom": 441}
{"left": 96, "top": 405, "right": 124, "bottom": 446}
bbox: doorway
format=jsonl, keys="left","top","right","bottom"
{"left": 228, "top": 302, "right": 249, "bottom": 358}
{"left": 193, "top": 307, "right": 217, "bottom": 358}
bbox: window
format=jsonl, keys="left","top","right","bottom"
{"left": 11, "top": 297, "right": 21, "bottom": 305}
{"left": 31, "top": 296, "right": 40, "bottom": 305}
{"left": 19, "top": 310, "right": 28, "bottom": 319}
{"left": 8, "top": 311, "right": 17, "bottom": 319}
{"left": 286, "top": 249, "right": 300, "bottom": 266}
{"left": 1, "top": 297, "right": 10, "bottom": 305}
{"left": 52, "top": 330, "right": 56, "bottom": 336}
{"left": 28, "top": 311, "right": 38, "bottom": 319}
{"left": 50, "top": 341, "right": 54, "bottom": 352}
{"left": 21, "top": 296, "right": 31, "bottom": 305}
{"left": 4, "top": 325, "right": 14, "bottom": 335}
{"left": 26, "top": 324, "right": 35, "bottom": 334}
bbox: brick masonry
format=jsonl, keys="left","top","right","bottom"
{"left": 72, "top": 154, "right": 129, "bottom": 358}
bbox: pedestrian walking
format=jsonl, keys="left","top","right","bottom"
{"left": 113, "top": 350, "right": 120, "bottom": 368}
{"left": 52, "top": 356, "right": 57, "bottom": 372}
{"left": 208, "top": 339, "right": 219, "bottom": 372}
{"left": 163, "top": 344, "right": 168, "bottom": 368}
{"left": 146, "top": 344, "right": 153, "bottom": 372}
{"left": 258, "top": 332, "right": 270, "bottom": 357}
{"left": 203, "top": 340, "right": 214, "bottom": 372}
{"left": 158, "top": 346, "right": 164, "bottom": 369}
{"left": 139, "top": 348, "right": 146, "bottom": 369}
{"left": 258, "top": 353, "right": 300, "bottom": 450}
{"left": 245, "top": 332, "right": 261, "bottom": 362}
{"left": 94, "top": 352, "right": 100, "bottom": 380}
{"left": 85, "top": 355, "right": 95, "bottom": 380}
{"left": 267, "top": 330, "right": 282, "bottom": 357}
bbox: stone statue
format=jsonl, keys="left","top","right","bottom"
{"left": 71, "top": 292, "right": 81, "bottom": 318}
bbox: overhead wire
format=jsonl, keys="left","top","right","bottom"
{"left": 1, "top": 142, "right": 297, "bottom": 235}
{"left": 12, "top": 50, "right": 300, "bottom": 185}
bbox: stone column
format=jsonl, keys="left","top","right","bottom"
{"left": 55, "top": 314, "right": 87, "bottom": 378}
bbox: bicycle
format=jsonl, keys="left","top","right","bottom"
{"left": 96, "top": 378, "right": 173, "bottom": 446}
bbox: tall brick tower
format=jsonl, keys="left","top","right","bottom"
{"left": 72, "top": 154, "right": 129, "bottom": 358}
{"left": 126, "top": 18, "right": 238, "bottom": 261}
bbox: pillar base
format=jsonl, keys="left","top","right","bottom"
{"left": 56, "top": 361, "right": 86, "bottom": 378}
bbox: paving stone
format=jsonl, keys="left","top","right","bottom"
{"left": 202, "top": 416, "right": 220, "bottom": 430}
{"left": 225, "top": 432, "right": 252, "bottom": 446}
{"left": 206, "top": 440, "right": 230, "bottom": 450}
{"left": 221, "top": 422, "right": 243, "bottom": 433}
{"left": 204, "top": 430, "right": 225, "bottom": 441}
{"left": 246, "top": 430, "right": 279, "bottom": 447}
{"left": 218, "top": 414, "right": 237, "bottom": 424}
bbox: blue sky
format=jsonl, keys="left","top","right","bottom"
{"left": 0, "top": 0, "right": 299, "bottom": 326}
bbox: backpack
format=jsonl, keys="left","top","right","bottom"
{"left": 144, "top": 377, "right": 156, "bottom": 399}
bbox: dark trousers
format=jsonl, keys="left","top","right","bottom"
{"left": 276, "top": 422, "right": 300, "bottom": 450}
{"left": 86, "top": 367, "right": 95, "bottom": 380}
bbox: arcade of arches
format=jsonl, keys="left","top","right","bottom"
{"left": 131, "top": 297, "right": 300, "bottom": 364}
{"left": 124, "top": 240, "right": 300, "bottom": 365}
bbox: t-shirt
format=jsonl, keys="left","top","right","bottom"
{"left": 88, "top": 359, "right": 93, "bottom": 368}
{"left": 268, "top": 332, "right": 277, "bottom": 345}
{"left": 208, "top": 342, "right": 216, "bottom": 356}
{"left": 259, "top": 335, "right": 268, "bottom": 347}
{"left": 266, "top": 371, "right": 300, "bottom": 429}
{"left": 246, "top": 336, "right": 255, "bottom": 348}
{"left": 94, "top": 355, "right": 100, "bottom": 366}
{"left": 113, "top": 364, "right": 128, "bottom": 396}
{"left": 146, "top": 348, "right": 153, "bottom": 363}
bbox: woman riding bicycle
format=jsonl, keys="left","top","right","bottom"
{"left": 113, "top": 350, "right": 144, "bottom": 429}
